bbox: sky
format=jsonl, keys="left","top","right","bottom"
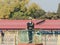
{"left": 30, "top": 0, "right": 60, "bottom": 12}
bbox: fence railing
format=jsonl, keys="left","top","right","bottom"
{"left": 0, "top": 30, "right": 59, "bottom": 45}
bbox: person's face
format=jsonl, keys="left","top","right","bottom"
{"left": 29, "top": 19, "right": 32, "bottom": 22}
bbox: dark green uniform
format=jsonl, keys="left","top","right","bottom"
{"left": 27, "top": 22, "right": 34, "bottom": 43}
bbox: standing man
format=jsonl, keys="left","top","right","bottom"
{"left": 27, "top": 17, "right": 34, "bottom": 43}
{"left": 0, "top": 30, "right": 4, "bottom": 44}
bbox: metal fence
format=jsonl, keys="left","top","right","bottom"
{"left": 0, "top": 30, "right": 59, "bottom": 45}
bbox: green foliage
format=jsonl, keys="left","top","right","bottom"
{"left": 9, "top": 0, "right": 30, "bottom": 20}
{"left": 57, "top": 3, "right": 60, "bottom": 19}
{"left": 26, "top": 3, "right": 45, "bottom": 19}
{"left": 1, "top": 0, "right": 58, "bottom": 20}
{"left": 41, "top": 12, "right": 57, "bottom": 20}
{"left": 57, "top": 3, "right": 60, "bottom": 14}
{"left": 0, "top": 0, "right": 19, "bottom": 19}
{"left": 0, "top": 0, "right": 29, "bottom": 19}
{"left": 9, "top": 2, "right": 45, "bottom": 19}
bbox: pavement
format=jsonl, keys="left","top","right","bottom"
{"left": 18, "top": 43, "right": 43, "bottom": 45}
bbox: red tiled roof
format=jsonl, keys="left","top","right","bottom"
{"left": 0, "top": 20, "right": 60, "bottom": 30}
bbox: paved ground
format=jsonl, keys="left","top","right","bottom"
{"left": 18, "top": 44, "right": 34, "bottom": 45}
{"left": 0, "top": 43, "right": 43, "bottom": 45}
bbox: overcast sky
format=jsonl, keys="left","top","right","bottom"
{"left": 30, "top": 0, "right": 60, "bottom": 12}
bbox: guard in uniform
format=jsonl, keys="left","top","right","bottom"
{"left": 27, "top": 17, "right": 34, "bottom": 43}
{"left": 1, "top": 30, "right": 4, "bottom": 43}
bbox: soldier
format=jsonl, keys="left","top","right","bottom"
{"left": 0, "top": 30, "right": 4, "bottom": 44}
{"left": 27, "top": 17, "right": 34, "bottom": 43}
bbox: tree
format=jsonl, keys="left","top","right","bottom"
{"left": 0, "top": 0, "right": 29, "bottom": 19}
{"left": 26, "top": 3, "right": 45, "bottom": 19}
{"left": 0, "top": 0, "right": 46, "bottom": 19}
{"left": 57, "top": 3, "right": 60, "bottom": 14}
{"left": 57, "top": 3, "right": 60, "bottom": 18}
{"left": 9, "top": 0, "right": 29, "bottom": 20}
{"left": 42, "top": 12, "right": 57, "bottom": 19}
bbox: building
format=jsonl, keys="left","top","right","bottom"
{"left": 0, "top": 20, "right": 60, "bottom": 45}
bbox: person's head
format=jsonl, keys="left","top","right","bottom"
{"left": 28, "top": 17, "right": 32, "bottom": 22}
